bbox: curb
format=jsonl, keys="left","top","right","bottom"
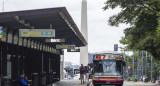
{"left": 86, "top": 81, "right": 92, "bottom": 86}
{"left": 127, "top": 81, "right": 155, "bottom": 84}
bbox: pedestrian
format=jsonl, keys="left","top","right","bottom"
{"left": 18, "top": 73, "right": 30, "bottom": 86}
{"left": 79, "top": 64, "right": 85, "bottom": 84}
{"left": 85, "top": 64, "right": 91, "bottom": 83}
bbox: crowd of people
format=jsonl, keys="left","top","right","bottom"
{"left": 79, "top": 64, "right": 91, "bottom": 84}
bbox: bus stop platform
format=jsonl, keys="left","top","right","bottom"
{"left": 53, "top": 80, "right": 89, "bottom": 86}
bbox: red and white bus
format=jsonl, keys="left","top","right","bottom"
{"left": 92, "top": 53, "right": 126, "bottom": 86}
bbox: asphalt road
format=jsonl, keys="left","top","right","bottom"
{"left": 53, "top": 80, "right": 159, "bottom": 86}
{"left": 89, "top": 81, "right": 160, "bottom": 86}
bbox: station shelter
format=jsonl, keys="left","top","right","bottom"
{"left": 0, "top": 7, "right": 87, "bottom": 86}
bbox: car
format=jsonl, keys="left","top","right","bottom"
{"left": 73, "top": 73, "right": 80, "bottom": 80}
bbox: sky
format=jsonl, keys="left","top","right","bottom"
{"left": 0, "top": 0, "right": 129, "bottom": 65}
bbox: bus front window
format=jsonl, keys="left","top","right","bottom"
{"left": 93, "top": 60, "right": 123, "bottom": 76}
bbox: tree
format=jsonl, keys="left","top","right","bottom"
{"left": 103, "top": 0, "right": 160, "bottom": 60}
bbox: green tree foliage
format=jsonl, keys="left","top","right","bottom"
{"left": 103, "top": 0, "right": 160, "bottom": 60}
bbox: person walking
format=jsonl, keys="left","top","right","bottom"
{"left": 79, "top": 64, "right": 85, "bottom": 84}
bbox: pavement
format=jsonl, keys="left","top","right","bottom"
{"left": 53, "top": 80, "right": 90, "bottom": 86}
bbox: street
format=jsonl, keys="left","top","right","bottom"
{"left": 89, "top": 81, "right": 159, "bottom": 86}
{"left": 53, "top": 80, "right": 160, "bottom": 86}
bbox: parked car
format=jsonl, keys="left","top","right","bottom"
{"left": 73, "top": 73, "right": 80, "bottom": 80}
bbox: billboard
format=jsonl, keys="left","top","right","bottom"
{"left": 19, "top": 29, "right": 55, "bottom": 37}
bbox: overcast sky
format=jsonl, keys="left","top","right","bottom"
{"left": 1, "top": 0, "right": 129, "bottom": 65}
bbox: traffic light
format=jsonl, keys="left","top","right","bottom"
{"left": 114, "top": 44, "right": 118, "bottom": 51}
{"left": 134, "top": 57, "right": 137, "bottom": 62}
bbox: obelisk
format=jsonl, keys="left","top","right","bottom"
{"left": 80, "top": 0, "right": 88, "bottom": 66}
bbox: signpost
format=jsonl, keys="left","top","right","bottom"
{"left": 45, "top": 38, "right": 65, "bottom": 42}
{"left": 19, "top": 29, "right": 55, "bottom": 37}
{"left": 67, "top": 49, "right": 80, "bottom": 52}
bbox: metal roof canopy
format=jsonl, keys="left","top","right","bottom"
{"left": 0, "top": 7, "right": 87, "bottom": 47}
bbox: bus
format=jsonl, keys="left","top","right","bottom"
{"left": 92, "top": 53, "right": 126, "bottom": 86}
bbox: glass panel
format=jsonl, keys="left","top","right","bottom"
{"left": 49, "top": 47, "right": 52, "bottom": 52}
{"left": 40, "top": 44, "right": 42, "bottom": 50}
{"left": 7, "top": 33, "right": 12, "bottom": 43}
{"left": 27, "top": 39, "right": 31, "bottom": 48}
{"left": 34, "top": 42, "right": 37, "bottom": 49}
{"left": 7, "top": 54, "right": 11, "bottom": 79}
{"left": 37, "top": 43, "right": 39, "bottom": 50}
{"left": 7, "top": 61, "right": 12, "bottom": 79}
{"left": 45, "top": 46, "right": 48, "bottom": 52}
{"left": 31, "top": 41, "right": 34, "bottom": 48}
{"left": 18, "top": 37, "right": 22, "bottom": 46}
{"left": 47, "top": 46, "right": 49, "bottom": 52}
{"left": 13, "top": 35, "right": 18, "bottom": 45}
{"left": 43, "top": 45, "right": 45, "bottom": 51}
{"left": 23, "top": 38, "right": 27, "bottom": 47}
{"left": 1, "top": 31, "right": 6, "bottom": 42}
{"left": 94, "top": 60, "right": 122, "bottom": 76}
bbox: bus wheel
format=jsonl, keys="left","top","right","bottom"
{"left": 116, "top": 84, "right": 123, "bottom": 86}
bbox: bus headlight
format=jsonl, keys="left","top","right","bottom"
{"left": 92, "top": 77, "right": 98, "bottom": 80}
{"left": 117, "top": 77, "right": 123, "bottom": 80}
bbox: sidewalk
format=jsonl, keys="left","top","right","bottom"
{"left": 53, "top": 80, "right": 90, "bottom": 86}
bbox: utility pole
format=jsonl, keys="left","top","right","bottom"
{"left": 127, "top": 51, "right": 129, "bottom": 77}
{"left": 151, "top": 56, "right": 153, "bottom": 82}
{"left": 141, "top": 51, "right": 144, "bottom": 81}
{"left": 145, "top": 51, "right": 147, "bottom": 81}
{"left": 137, "top": 52, "right": 140, "bottom": 81}
{"left": 132, "top": 51, "right": 134, "bottom": 76}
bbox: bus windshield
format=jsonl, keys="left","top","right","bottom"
{"left": 93, "top": 60, "right": 123, "bottom": 76}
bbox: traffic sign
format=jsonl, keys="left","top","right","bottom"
{"left": 46, "top": 38, "right": 65, "bottom": 42}
{"left": 0, "top": 31, "right": 2, "bottom": 35}
{"left": 0, "top": 35, "right": 2, "bottom": 39}
{"left": 0, "top": 27, "right": 3, "bottom": 31}
{"left": 67, "top": 49, "right": 80, "bottom": 52}
{"left": 19, "top": 29, "right": 55, "bottom": 37}
{"left": 0, "top": 26, "right": 3, "bottom": 39}
{"left": 56, "top": 44, "right": 75, "bottom": 49}
{"left": 114, "top": 44, "right": 118, "bottom": 51}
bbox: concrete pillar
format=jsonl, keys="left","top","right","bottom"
{"left": 80, "top": 0, "right": 88, "bottom": 66}
{"left": 60, "top": 55, "right": 64, "bottom": 80}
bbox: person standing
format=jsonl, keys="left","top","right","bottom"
{"left": 79, "top": 64, "right": 85, "bottom": 84}
{"left": 85, "top": 64, "right": 91, "bottom": 83}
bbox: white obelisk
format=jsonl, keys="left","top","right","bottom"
{"left": 80, "top": 0, "right": 88, "bottom": 66}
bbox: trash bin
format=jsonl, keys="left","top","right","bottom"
{"left": 39, "top": 72, "right": 46, "bottom": 86}
{"left": 32, "top": 73, "right": 39, "bottom": 86}
{"left": 1, "top": 76, "right": 11, "bottom": 86}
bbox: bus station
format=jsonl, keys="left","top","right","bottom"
{"left": 0, "top": 7, "right": 87, "bottom": 86}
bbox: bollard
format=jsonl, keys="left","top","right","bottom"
{"left": 1, "top": 76, "right": 11, "bottom": 86}
{"left": 0, "top": 77, "right": 1, "bottom": 86}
